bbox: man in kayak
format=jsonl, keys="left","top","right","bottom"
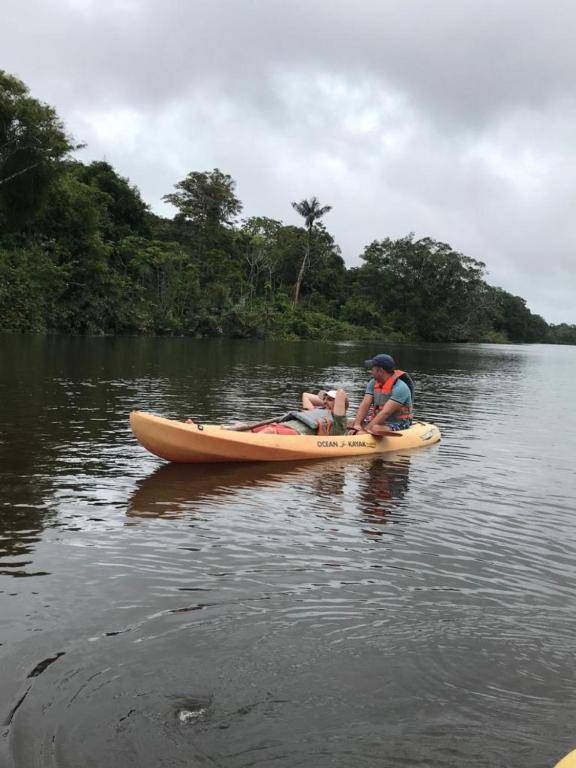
{"left": 253, "top": 388, "right": 349, "bottom": 436}
{"left": 352, "top": 353, "right": 414, "bottom": 434}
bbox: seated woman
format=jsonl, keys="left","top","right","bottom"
{"left": 254, "top": 389, "right": 348, "bottom": 436}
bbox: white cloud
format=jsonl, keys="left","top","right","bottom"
{"left": 2, "top": 0, "right": 575, "bottom": 322}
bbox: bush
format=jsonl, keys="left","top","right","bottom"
{"left": 480, "top": 329, "right": 509, "bottom": 344}
{"left": 0, "top": 245, "right": 67, "bottom": 332}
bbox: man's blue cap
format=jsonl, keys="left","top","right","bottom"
{"left": 364, "top": 353, "right": 396, "bottom": 371}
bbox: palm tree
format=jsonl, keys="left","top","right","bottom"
{"left": 291, "top": 196, "right": 332, "bottom": 304}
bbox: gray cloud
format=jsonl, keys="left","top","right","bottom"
{"left": 2, "top": 0, "right": 575, "bottom": 321}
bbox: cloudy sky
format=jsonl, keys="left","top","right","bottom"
{"left": 2, "top": 0, "right": 575, "bottom": 322}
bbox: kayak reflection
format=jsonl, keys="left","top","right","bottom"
{"left": 127, "top": 454, "right": 411, "bottom": 522}
{"left": 127, "top": 461, "right": 305, "bottom": 519}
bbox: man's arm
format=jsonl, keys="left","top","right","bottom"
{"left": 352, "top": 394, "right": 373, "bottom": 430}
{"left": 366, "top": 399, "right": 402, "bottom": 428}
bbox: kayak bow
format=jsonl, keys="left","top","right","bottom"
{"left": 555, "top": 750, "right": 576, "bottom": 768}
{"left": 130, "top": 411, "right": 441, "bottom": 464}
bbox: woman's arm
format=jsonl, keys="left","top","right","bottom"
{"left": 302, "top": 391, "right": 325, "bottom": 410}
{"left": 333, "top": 388, "right": 347, "bottom": 416}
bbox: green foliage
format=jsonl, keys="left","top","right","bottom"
{"left": 291, "top": 196, "right": 332, "bottom": 229}
{"left": 355, "top": 235, "right": 494, "bottom": 342}
{"left": 0, "top": 70, "right": 76, "bottom": 230}
{"left": 163, "top": 168, "right": 242, "bottom": 228}
{"left": 118, "top": 236, "right": 201, "bottom": 334}
{"left": 0, "top": 72, "right": 567, "bottom": 345}
{"left": 79, "top": 161, "right": 150, "bottom": 240}
{"left": 34, "top": 168, "right": 114, "bottom": 333}
{"left": 480, "top": 329, "right": 510, "bottom": 344}
{"left": 548, "top": 323, "right": 576, "bottom": 344}
{"left": 290, "top": 196, "right": 332, "bottom": 304}
{"left": 240, "top": 216, "right": 283, "bottom": 298}
{"left": 265, "top": 301, "right": 381, "bottom": 341}
{"left": 490, "top": 288, "right": 550, "bottom": 343}
{"left": 0, "top": 242, "right": 67, "bottom": 332}
{"left": 341, "top": 296, "right": 385, "bottom": 329}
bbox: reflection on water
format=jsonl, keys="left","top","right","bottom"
{"left": 128, "top": 455, "right": 412, "bottom": 525}
{"left": 127, "top": 460, "right": 306, "bottom": 519}
{"left": 1, "top": 337, "right": 576, "bottom": 768}
{"left": 358, "top": 456, "right": 411, "bottom": 521}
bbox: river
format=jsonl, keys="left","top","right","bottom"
{"left": 1, "top": 337, "right": 575, "bottom": 767}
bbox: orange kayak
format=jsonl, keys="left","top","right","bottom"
{"left": 130, "top": 411, "right": 441, "bottom": 464}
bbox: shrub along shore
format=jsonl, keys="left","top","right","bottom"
{"left": 1, "top": 70, "right": 574, "bottom": 344}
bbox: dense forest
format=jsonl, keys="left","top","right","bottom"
{"left": 1, "top": 70, "right": 575, "bottom": 344}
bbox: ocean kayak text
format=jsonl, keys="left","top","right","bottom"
{"left": 316, "top": 439, "right": 369, "bottom": 448}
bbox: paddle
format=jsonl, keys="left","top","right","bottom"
{"left": 228, "top": 417, "right": 284, "bottom": 432}
{"left": 186, "top": 416, "right": 285, "bottom": 432}
{"left": 185, "top": 417, "right": 281, "bottom": 432}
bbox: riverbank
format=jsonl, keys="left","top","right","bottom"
{"left": 1, "top": 302, "right": 573, "bottom": 344}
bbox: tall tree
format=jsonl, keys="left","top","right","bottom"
{"left": 80, "top": 161, "right": 150, "bottom": 240}
{"left": 291, "top": 196, "right": 332, "bottom": 304}
{"left": 0, "top": 70, "right": 76, "bottom": 230}
{"left": 355, "top": 235, "right": 490, "bottom": 341}
{"left": 163, "top": 168, "right": 242, "bottom": 229}
{"left": 490, "top": 287, "right": 548, "bottom": 343}
{"left": 240, "top": 216, "right": 283, "bottom": 299}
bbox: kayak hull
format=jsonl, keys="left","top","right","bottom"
{"left": 130, "top": 411, "right": 441, "bottom": 464}
{"left": 555, "top": 751, "right": 576, "bottom": 768}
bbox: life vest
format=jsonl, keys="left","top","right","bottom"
{"left": 281, "top": 407, "right": 335, "bottom": 435}
{"left": 370, "top": 370, "right": 414, "bottom": 424}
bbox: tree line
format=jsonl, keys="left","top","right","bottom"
{"left": 1, "top": 69, "right": 574, "bottom": 344}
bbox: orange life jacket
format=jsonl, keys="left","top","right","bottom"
{"left": 316, "top": 416, "right": 334, "bottom": 435}
{"left": 370, "top": 370, "right": 414, "bottom": 423}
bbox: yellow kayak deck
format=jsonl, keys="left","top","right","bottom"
{"left": 555, "top": 751, "right": 576, "bottom": 768}
{"left": 130, "top": 411, "right": 441, "bottom": 464}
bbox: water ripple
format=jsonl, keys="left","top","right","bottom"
{"left": 1, "top": 339, "right": 576, "bottom": 767}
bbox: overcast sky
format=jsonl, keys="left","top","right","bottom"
{"left": 2, "top": 0, "right": 575, "bottom": 322}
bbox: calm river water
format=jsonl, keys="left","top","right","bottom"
{"left": 1, "top": 337, "right": 576, "bottom": 767}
